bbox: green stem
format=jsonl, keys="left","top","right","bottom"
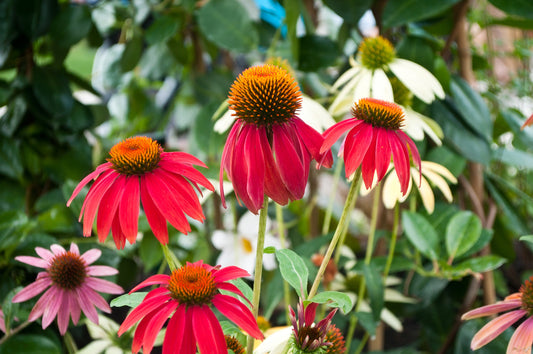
{"left": 334, "top": 176, "right": 362, "bottom": 264}
{"left": 308, "top": 169, "right": 361, "bottom": 300}
{"left": 276, "top": 204, "right": 292, "bottom": 325}
{"left": 354, "top": 332, "right": 370, "bottom": 354}
{"left": 0, "top": 321, "right": 31, "bottom": 346}
{"left": 161, "top": 243, "right": 181, "bottom": 271}
{"left": 383, "top": 202, "right": 400, "bottom": 278}
{"left": 322, "top": 161, "right": 343, "bottom": 235}
{"left": 246, "top": 197, "right": 269, "bottom": 353}
{"left": 344, "top": 313, "right": 358, "bottom": 351}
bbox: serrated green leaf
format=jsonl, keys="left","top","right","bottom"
{"left": 446, "top": 211, "right": 482, "bottom": 262}
{"left": 275, "top": 249, "right": 309, "bottom": 297}
{"left": 309, "top": 291, "right": 353, "bottom": 314}
{"left": 110, "top": 292, "right": 147, "bottom": 308}
{"left": 401, "top": 211, "right": 439, "bottom": 260}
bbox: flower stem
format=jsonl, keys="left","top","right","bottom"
{"left": 322, "top": 161, "right": 343, "bottom": 235}
{"left": 161, "top": 243, "right": 181, "bottom": 271}
{"left": 334, "top": 176, "right": 361, "bottom": 264}
{"left": 383, "top": 202, "right": 400, "bottom": 278}
{"left": 276, "top": 204, "right": 292, "bottom": 325}
{"left": 247, "top": 196, "right": 269, "bottom": 353}
{"left": 308, "top": 169, "right": 361, "bottom": 300}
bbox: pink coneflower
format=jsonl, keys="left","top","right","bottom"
{"left": 462, "top": 276, "right": 533, "bottom": 353}
{"left": 321, "top": 98, "right": 421, "bottom": 194}
{"left": 11, "top": 243, "right": 123, "bottom": 335}
{"left": 67, "top": 136, "right": 214, "bottom": 249}
{"left": 289, "top": 299, "right": 338, "bottom": 352}
{"left": 117, "top": 260, "right": 264, "bottom": 354}
{"left": 220, "top": 64, "right": 333, "bottom": 214}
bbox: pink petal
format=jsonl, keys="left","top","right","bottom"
{"left": 212, "top": 294, "right": 264, "bottom": 339}
{"left": 96, "top": 174, "right": 127, "bottom": 242}
{"left": 320, "top": 118, "right": 360, "bottom": 154}
{"left": 462, "top": 300, "right": 522, "bottom": 320}
{"left": 244, "top": 125, "right": 265, "bottom": 210}
{"left": 131, "top": 302, "right": 166, "bottom": 353}
{"left": 213, "top": 266, "right": 250, "bottom": 283}
{"left": 15, "top": 256, "right": 49, "bottom": 269}
{"left": 161, "top": 151, "right": 208, "bottom": 168}
{"left": 155, "top": 170, "right": 204, "bottom": 221}
{"left": 130, "top": 274, "right": 170, "bottom": 293}
{"left": 361, "top": 128, "right": 377, "bottom": 188}
{"left": 471, "top": 310, "right": 526, "bottom": 350}
{"left": 389, "top": 132, "right": 410, "bottom": 195}
{"left": 374, "top": 127, "right": 392, "bottom": 182}
{"left": 216, "top": 282, "right": 251, "bottom": 305}
{"left": 159, "top": 160, "right": 214, "bottom": 193}
{"left": 119, "top": 176, "right": 140, "bottom": 242}
{"left": 67, "top": 162, "right": 113, "bottom": 206}
{"left": 118, "top": 293, "right": 172, "bottom": 335}
{"left": 42, "top": 287, "right": 62, "bottom": 328}
{"left": 85, "top": 277, "right": 124, "bottom": 294}
{"left": 50, "top": 244, "right": 66, "bottom": 256}
{"left": 74, "top": 287, "right": 99, "bottom": 323}
{"left": 293, "top": 117, "right": 332, "bottom": 168}
{"left": 220, "top": 122, "right": 242, "bottom": 208}
{"left": 111, "top": 211, "right": 128, "bottom": 249}
{"left": 343, "top": 122, "right": 373, "bottom": 178}
{"left": 80, "top": 171, "right": 118, "bottom": 236}
{"left": 84, "top": 287, "right": 111, "bottom": 313}
{"left": 230, "top": 125, "right": 257, "bottom": 213}
{"left": 259, "top": 128, "right": 290, "bottom": 205}
{"left": 35, "top": 247, "right": 54, "bottom": 262}
{"left": 12, "top": 277, "right": 52, "bottom": 303}
{"left": 163, "top": 305, "right": 196, "bottom": 354}
{"left": 87, "top": 265, "right": 119, "bottom": 277}
{"left": 70, "top": 292, "right": 81, "bottom": 325}
{"left": 398, "top": 130, "right": 422, "bottom": 186}
{"left": 272, "top": 124, "right": 305, "bottom": 199}
{"left": 57, "top": 290, "right": 71, "bottom": 335}
{"left": 141, "top": 176, "right": 169, "bottom": 244}
{"left": 27, "top": 286, "right": 55, "bottom": 322}
{"left": 139, "top": 301, "right": 178, "bottom": 354}
{"left": 507, "top": 316, "right": 533, "bottom": 353}
{"left": 191, "top": 306, "right": 227, "bottom": 354}
{"left": 144, "top": 172, "right": 190, "bottom": 235}
{"left": 304, "top": 302, "right": 319, "bottom": 327}
{"left": 69, "top": 243, "right": 80, "bottom": 255}
{"left": 80, "top": 249, "right": 101, "bottom": 265}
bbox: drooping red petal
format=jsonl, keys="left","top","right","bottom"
{"left": 230, "top": 125, "right": 258, "bottom": 213}
{"left": 220, "top": 122, "right": 242, "bottom": 208}
{"left": 161, "top": 151, "right": 208, "bottom": 168}
{"left": 213, "top": 265, "right": 251, "bottom": 283}
{"left": 118, "top": 293, "right": 172, "bottom": 335}
{"left": 216, "top": 282, "right": 252, "bottom": 306}
{"left": 155, "top": 170, "right": 204, "bottom": 221}
{"left": 132, "top": 304, "right": 164, "bottom": 354}
{"left": 244, "top": 125, "right": 265, "bottom": 210}
{"left": 259, "top": 128, "right": 290, "bottom": 205}
{"left": 67, "top": 162, "right": 113, "bottom": 206}
{"left": 293, "top": 117, "right": 333, "bottom": 168}
{"left": 129, "top": 274, "right": 171, "bottom": 293}
{"left": 111, "top": 213, "right": 127, "bottom": 249}
{"left": 343, "top": 122, "right": 373, "bottom": 178}
{"left": 398, "top": 130, "right": 422, "bottom": 186}
{"left": 140, "top": 177, "right": 168, "bottom": 244}
{"left": 374, "top": 127, "right": 392, "bottom": 182}
{"left": 361, "top": 128, "right": 377, "bottom": 189}
{"left": 272, "top": 124, "right": 305, "bottom": 199}
{"left": 159, "top": 159, "right": 214, "bottom": 192}
{"left": 139, "top": 301, "right": 178, "bottom": 354}
{"left": 320, "top": 118, "right": 361, "bottom": 154}
{"left": 389, "top": 132, "right": 411, "bottom": 195}
{"left": 119, "top": 175, "right": 140, "bottom": 242}
{"left": 212, "top": 294, "right": 264, "bottom": 340}
{"left": 81, "top": 171, "right": 118, "bottom": 237}
{"left": 96, "top": 174, "right": 127, "bottom": 242}
{"left": 163, "top": 305, "right": 196, "bottom": 354}
{"left": 191, "top": 306, "right": 227, "bottom": 354}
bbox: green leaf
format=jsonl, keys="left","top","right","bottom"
{"left": 139, "top": 232, "right": 163, "bottom": 271}
{"left": 196, "top": 0, "right": 258, "bottom": 52}
{"left": 363, "top": 263, "right": 384, "bottom": 321}
{"left": 450, "top": 77, "right": 492, "bottom": 140}
{"left": 121, "top": 33, "right": 144, "bottom": 72}
{"left": 460, "top": 229, "right": 493, "bottom": 259}
{"left": 356, "top": 311, "right": 378, "bottom": 336}
{"left": 396, "top": 35, "right": 435, "bottom": 70}
{"left": 453, "top": 256, "right": 506, "bottom": 274}
{"left": 485, "top": 16, "right": 533, "bottom": 29}
{"left": 488, "top": 0, "right": 533, "bottom": 20}
{"left": 275, "top": 249, "right": 309, "bottom": 297}
{"left": 493, "top": 147, "right": 533, "bottom": 170}
{"left": 0, "top": 137, "right": 23, "bottom": 180}
{"left": 14, "top": 0, "right": 57, "bottom": 40}
{"left": 91, "top": 2, "right": 116, "bottom": 35}
{"left": 284, "top": 0, "right": 301, "bottom": 60}
{"left": 323, "top": 0, "right": 372, "bottom": 25}
{"left": 0, "top": 334, "right": 61, "bottom": 354}
{"left": 50, "top": 4, "right": 92, "bottom": 48}
{"left": 383, "top": 0, "right": 460, "bottom": 28}
{"left": 32, "top": 66, "right": 73, "bottom": 118}
{"left": 110, "top": 292, "right": 147, "bottom": 308}
{"left": 309, "top": 291, "right": 353, "bottom": 314}
{"left": 145, "top": 15, "right": 179, "bottom": 45}
{"left": 139, "top": 42, "right": 177, "bottom": 80}
{"left": 401, "top": 211, "right": 439, "bottom": 260}
{"left": 298, "top": 35, "right": 340, "bottom": 72}
{"left": 445, "top": 211, "right": 482, "bottom": 261}
{"left": 520, "top": 235, "right": 533, "bottom": 246}
{"left": 228, "top": 278, "right": 253, "bottom": 303}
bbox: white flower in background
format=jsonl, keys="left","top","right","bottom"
{"left": 254, "top": 326, "right": 292, "bottom": 354}
{"left": 362, "top": 161, "right": 457, "bottom": 214}
{"left": 214, "top": 95, "right": 335, "bottom": 134}
{"left": 329, "top": 36, "right": 445, "bottom": 118}
{"left": 402, "top": 106, "right": 443, "bottom": 145}
{"left": 212, "top": 211, "right": 281, "bottom": 275}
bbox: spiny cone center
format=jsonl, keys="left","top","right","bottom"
{"left": 168, "top": 264, "right": 217, "bottom": 305}
{"left": 48, "top": 252, "right": 87, "bottom": 290}
{"left": 325, "top": 325, "right": 346, "bottom": 354}
{"left": 353, "top": 98, "right": 404, "bottom": 130}
{"left": 359, "top": 36, "right": 396, "bottom": 70}
{"left": 225, "top": 335, "right": 245, "bottom": 354}
{"left": 228, "top": 64, "right": 302, "bottom": 126}
{"left": 520, "top": 276, "right": 533, "bottom": 316}
{"left": 108, "top": 136, "right": 162, "bottom": 175}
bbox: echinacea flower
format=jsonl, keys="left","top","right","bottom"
{"left": 329, "top": 36, "right": 444, "bottom": 117}
{"left": 118, "top": 260, "right": 264, "bottom": 354}
{"left": 462, "top": 276, "right": 533, "bottom": 353}
{"left": 67, "top": 136, "right": 214, "bottom": 249}
{"left": 362, "top": 160, "right": 457, "bottom": 214}
{"left": 321, "top": 98, "right": 421, "bottom": 194}
{"left": 0, "top": 309, "right": 5, "bottom": 333}
{"left": 255, "top": 299, "right": 339, "bottom": 353}
{"left": 11, "top": 243, "right": 123, "bottom": 335}
{"left": 212, "top": 211, "right": 281, "bottom": 275}
{"left": 220, "top": 64, "right": 333, "bottom": 214}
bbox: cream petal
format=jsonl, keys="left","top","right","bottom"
{"left": 329, "top": 71, "right": 362, "bottom": 116}
{"left": 422, "top": 161, "right": 457, "bottom": 183}
{"left": 402, "top": 108, "right": 443, "bottom": 145}
{"left": 371, "top": 69, "right": 394, "bottom": 101}
{"left": 381, "top": 307, "right": 403, "bottom": 332}
{"left": 353, "top": 69, "right": 372, "bottom": 102}
{"left": 254, "top": 326, "right": 292, "bottom": 354}
{"left": 331, "top": 66, "right": 360, "bottom": 91}
{"left": 422, "top": 168, "right": 454, "bottom": 203}
{"left": 214, "top": 109, "right": 236, "bottom": 134}
{"left": 389, "top": 59, "right": 445, "bottom": 103}
{"left": 382, "top": 172, "right": 402, "bottom": 209}
{"left": 300, "top": 95, "right": 336, "bottom": 132}
{"left": 417, "top": 174, "right": 435, "bottom": 214}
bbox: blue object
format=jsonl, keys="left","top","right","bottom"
{"left": 255, "top": 0, "right": 287, "bottom": 37}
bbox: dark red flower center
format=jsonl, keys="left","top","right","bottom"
{"left": 168, "top": 264, "right": 217, "bottom": 305}
{"left": 108, "top": 136, "right": 162, "bottom": 175}
{"left": 294, "top": 325, "right": 327, "bottom": 351}
{"left": 225, "top": 335, "right": 245, "bottom": 354}
{"left": 520, "top": 276, "right": 533, "bottom": 316}
{"left": 48, "top": 251, "right": 87, "bottom": 290}
{"left": 352, "top": 98, "right": 404, "bottom": 130}
{"left": 228, "top": 64, "right": 302, "bottom": 126}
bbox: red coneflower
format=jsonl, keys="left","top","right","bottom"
{"left": 67, "top": 136, "right": 214, "bottom": 249}
{"left": 220, "top": 64, "right": 333, "bottom": 214}
{"left": 117, "top": 260, "right": 264, "bottom": 354}
{"left": 321, "top": 98, "right": 421, "bottom": 194}
{"left": 462, "top": 276, "right": 533, "bottom": 353}
{"left": 12, "top": 243, "right": 123, "bottom": 335}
